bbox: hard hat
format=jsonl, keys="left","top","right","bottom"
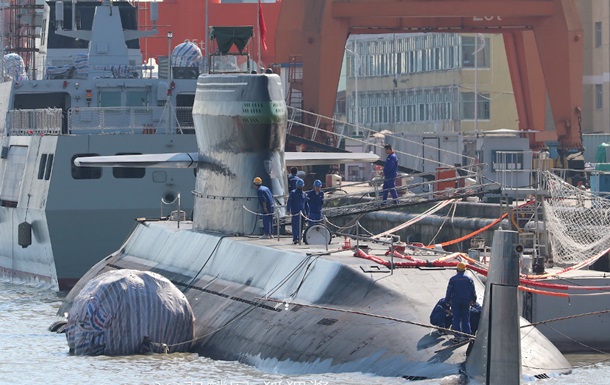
{"left": 253, "top": 177, "right": 262, "bottom": 185}
{"left": 457, "top": 262, "right": 466, "bottom": 271}
{"left": 313, "top": 179, "right": 322, "bottom": 187}
{"left": 296, "top": 178, "right": 305, "bottom": 187}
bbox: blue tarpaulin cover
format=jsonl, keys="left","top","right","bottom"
{"left": 65, "top": 269, "right": 195, "bottom": 355}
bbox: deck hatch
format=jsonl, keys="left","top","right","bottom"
{"left": 317, "top": 318, "right": 338, "bottom": 326}
{"left": 360, "top": 265, "right": 391, "bottom": 273}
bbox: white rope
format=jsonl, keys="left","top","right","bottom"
{"left": 371, "top": 198, "right": 458, "bottom": 239}
{"left": 428, "top": 199, "right": 458, "bottom": 246}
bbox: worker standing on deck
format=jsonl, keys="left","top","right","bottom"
{"left": 287, "top": 178, "right": 307, "bottom": 244}
{"left": 383, "top": 144, "right": 399, "bottom": 204}
{"left": 253, "top": 177, "right": 274, "bottom": 239}
{"left": 307, "top": 179, "right": 324, "bottom": 226}
{"left": 445, "top": 262, "right": 477, "bottom": 341}
{"left": 287, "top": 167, "right": 299, "bottom": 191}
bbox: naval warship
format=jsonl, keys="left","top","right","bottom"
{"left": 0, "top": 0, "right": 199, "bottom": 290}
{"left": 57, "top": 27, "right": 572, "bottom": 380}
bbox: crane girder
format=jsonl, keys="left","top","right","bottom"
{"left": 275, "top": 0, "right": 584, "bottom": 152}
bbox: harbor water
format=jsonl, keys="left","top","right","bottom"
{"left": 1, "top": 279, "right": 608, "bottom": 385}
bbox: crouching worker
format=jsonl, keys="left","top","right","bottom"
{"left": 429, "top": 298, "right": 452, "bottom": 334}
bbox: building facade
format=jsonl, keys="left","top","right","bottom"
{"left": 344, "top": 33, "right": 518, "bottom": 137}
{"left": 580, "top": 1, "right": 610, "bottom": 134}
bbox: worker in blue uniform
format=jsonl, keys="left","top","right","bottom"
{"left": 306, "top": 179, "right": 324, "bottom": 226}
{"left": 253, "top": 176, "right": 274, "bottom": 239}
{"left": 287, "top": 178, "right": 307, "bottom": 244}
{"left": 287, "top": 167, "right": 299, "bottom": 192}
{"left": 445, "top": 262, "right": 477, "bottom": 341}
{"left": 429, "top": 298, "right": 452, "bottom": 334}
{"left": 383, "top": 144, "right": 399, "bottom": 204}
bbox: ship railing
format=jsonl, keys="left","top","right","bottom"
{"left": 67, "top": 106, "right": 194, "bottom": 134}
{"left": 287, "top": 105, "right": 477, "bottom": 174}
{"left": 8, "top": 108, "right": 62, "bottom": 135}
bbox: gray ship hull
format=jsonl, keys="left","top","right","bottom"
{"left": 0, "top": 0, "right": 200, "bottom": 290}
{"left": 0, "top": 134, "right": 195, "bottom": 289}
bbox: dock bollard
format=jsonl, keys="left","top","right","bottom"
{"left": 465, "top": 230, "right": 522, "bottom": 385}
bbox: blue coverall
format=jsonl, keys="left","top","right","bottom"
{"left": 256, "top": 185, "right": 274, "bottom": 236}
{"left": 383, "top": 151, "right": 399, "bottom": 203}
{"left": 287, "top": 188, "right": 307, "bottom": 242}
{"left": 306, "top": 189, "right": 324, "bottom": 226}
{"left": 445, "top": 271, "right": 477, "bottom": 336}
{"left": 287, "top": 174, "right": 298, "bottom": 192}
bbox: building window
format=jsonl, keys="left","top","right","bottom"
{"left": 492, "top": 151, "right": 524, "bottom": 171}
{"left": 71, "top": 154, "right": 102, "bottom": 179}
{"left": 596, "top": 22, "right": 602, "bottom": 48}
{"left": 461, "top": 92, "right": 490, "bottom": 120}
{"left": 597, "top": 84, "right": 603, "bottom": 110}
{"left": 461, "top": 36, "right": 490, "bottom": 68}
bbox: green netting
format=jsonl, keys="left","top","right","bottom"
{"left": 209, "top": 26, "right": 254, "bottom": 54}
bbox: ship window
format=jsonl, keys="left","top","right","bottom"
{"left": 38, "top": 154, "right": 48, "bottom": 180}
{"left": 112, "top": 153, "right": 145, "bottom": 179}
{"left": 99, "top": 91, "right": 121, "bottom": 107}
{"left": 126, "top": 91, "right": 149, "bottom": 107}
{"left": 72, "top": 154, "right": 102, "bottom": 179}
{"left": 1, "top": 145, "right": 28, "bottom": 206}
{"left": 45, "top": 154, "right": 54, "bottom": 180}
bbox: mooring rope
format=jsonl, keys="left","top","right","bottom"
{"left": 259, "top": 297, "right": 475, "bottom": 340}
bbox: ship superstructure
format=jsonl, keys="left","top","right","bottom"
{"left": 0, "top": 0, "right": 198, "bottom": 290}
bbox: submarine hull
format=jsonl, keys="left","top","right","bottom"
{"left": 60, "top": 72, "right": 571, "bottom": 379}
{"left": 60, "top": 220, "right": 571, "bottom": 379}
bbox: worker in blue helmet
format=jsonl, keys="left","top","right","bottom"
{"left": 287, "top": 178, "right": 307, "bottom": 244}
{"left": 287, "top": 167, "right": 299, "bottom": 192}
{"left": 307, "top": 179, "right": 324, "bottom": 226}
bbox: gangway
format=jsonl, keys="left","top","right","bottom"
{"left": 287, "top": 106, "right": 478, "bottom": 179}
{"left": 319, "top": 168, "right": 500, "bottom": 219}
{"left": 275, "top": 165, "right": 501, "bottom": 227}
{"left": 280, "top": 106, "right": 500, "bottom": 222}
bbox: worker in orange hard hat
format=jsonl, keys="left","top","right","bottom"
{"left": 445, "top": 261, "right": 477, "bottom": 342}
{"left": 253, "top": 176, "right": 274, "bottom": 239}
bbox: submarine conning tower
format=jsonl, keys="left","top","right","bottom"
{"left": 192, "top": 73, "right": 288, "bottom": 234}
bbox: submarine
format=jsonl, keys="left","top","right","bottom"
{"left": 57, "top": 28, "right": 571, "bottom": 381}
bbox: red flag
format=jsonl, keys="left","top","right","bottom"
{"left": 259, "top": 2, "right": 268, "bottom": 51}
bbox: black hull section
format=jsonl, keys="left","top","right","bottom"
{"left": 60, "top": 222, "right": 570, "bottom": 380}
